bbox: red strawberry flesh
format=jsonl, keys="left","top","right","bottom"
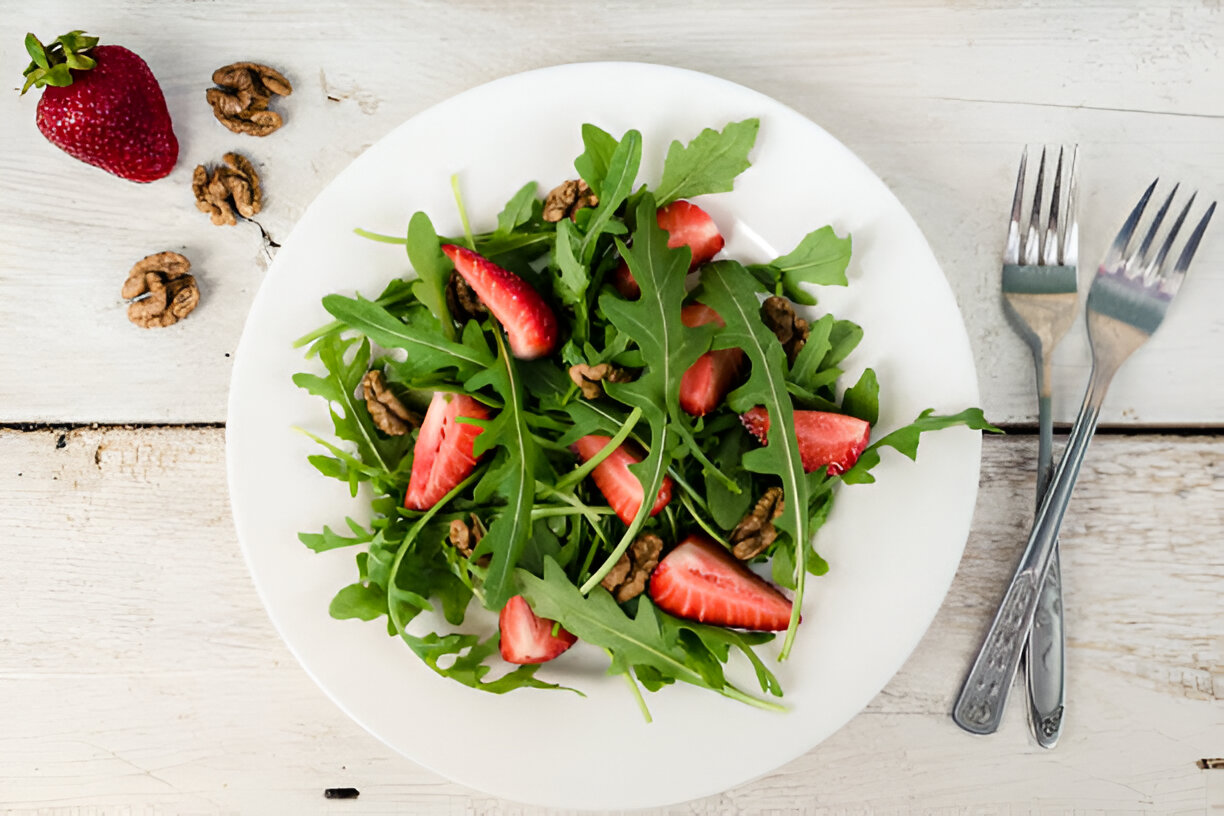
{"left": 612, "top": 200, "right": 726, "bottom": 298}
{"left": 403, "top": 392, "right": 490, "bottom": 510}
{"left": 740, "top": 407, "right": 870, "bottom": 476}
{"left": 569, "top": 434, "right": 673, "bottom": 525}
{"left": 679, "top": 304, "right": 744, "bottom": 417}
{"left": 498, "top": 595, "right": 577, "bottom": 664}
{"left": 441, "top": 244, "right": 559, "bottom": 359}
{"left": 34, "top": 45, "right": 178, "bottom": 182}
{"left": 648, "top": 533, "right": 793, "bottom": 631}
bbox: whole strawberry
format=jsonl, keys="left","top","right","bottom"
{"left": 21, "top": 31, "right": 178, "bottom": 182}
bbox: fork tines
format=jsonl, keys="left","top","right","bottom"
{"left": 1006, "top": 145, "right": 1079, "bottom": 267}
{"left": 1103, "top": 179, "right": 1217, "bottom": 296}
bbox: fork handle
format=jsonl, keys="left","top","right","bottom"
{"left": 1024, "top": 393, "right": 1066, "bottom": 747}
{"left": 953, "top": 372, "right": 1106, "bottom": 735}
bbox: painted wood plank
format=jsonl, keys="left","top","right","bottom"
{"left": 0, "top": 427, "right": 1219, "bottom": 813}
{"left": 0, "top": 2, "right": 1222, "bottom": 424}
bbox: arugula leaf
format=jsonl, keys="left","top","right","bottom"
{"left": 299, "top": 517, "right": 373, "bottom": 552}
{"left": 517, "top": 559, "right": 782, "bottom": 711}
{"left": 823, "top": 319, "right": 863, "bottom": 369}
{"left": 579, "top": 129, "right": 642, "bottom": 265}
{"left": 748, "top": 227, "right": 851, "bottom": 305}
{"left": 573, "top": 123, "right": 619, "bottom": 196}
{"left": 402, "top": 630, "right": 575, "bottom": 694}
{"left": 329, "top": 582, "right": 387, "bottom": 621}
{"left": 294, "top": 277, "right": 416, "bottom": 350}
{"left": 464, "top": 329, "right": 539, "bottom": 611}
{"left": 553, "top": 218, "right": 589, "bottom": 309}
{"left": 655, "top": 118, "right": 759, "bottom": 205}
{"left": 705, "top": 428, "right": 754, "bottom": 530}
{"left": 842, "top": 368, "right": 880, "bottom": 425}
{"left": 292, "top": 335, "right": 409, "bottom": 478}
{"left": 696, "top": 260, "right": 810, "bottom": 659}
{"left": 841, "top": 408, "right": 1002, "bottom": 485}
{"left": 405, "top": 211, "right": 454, "bottom": 341}
{"left": 496, "top": 181, "right": 539, "bottom": 236}
{"left": 321, "top": 295, "right": 491, "bottom": 379}
{"left": 588, "top": 194, "right": 709, "bottom": 590}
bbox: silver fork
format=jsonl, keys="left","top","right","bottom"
{"left": 953, "top": 180, "right": 1216, "bottom": 738}
{"left": 997, "top": 146, "right": 1079, "bottom": 748}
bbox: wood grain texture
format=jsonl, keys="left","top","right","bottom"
{"left": 1, "top": 1, "right": 1222, "bottom": 424}
{"left": 1, "top": 427, "right": 1219, "bottom": 814}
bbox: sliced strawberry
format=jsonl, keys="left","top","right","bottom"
{"left": 612, "top": 200, "right": 726, "bottom": 298}
{"left": 648, "top": 533, "right": 793, "bottom": 631}
{"left": 740, "top": 407, "right": 870, "bottom": 476}
{"left": 403, "top": 392, "right": 490, "bottom": 510}
{"left": 569, "top": 435, "right": 673, "bottom": 525}
{"left": 441, "top": 244, "right": 559, "bottom": 359}
{"left": 498, "top": 595, "right": 577, "bottom": 664}
{"left": 679, "top": 304, "right": 744, "bottom": 417}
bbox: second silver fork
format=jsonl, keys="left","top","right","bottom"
{"left": 1000, "top": 146, "right": 1079, "bottom": 747}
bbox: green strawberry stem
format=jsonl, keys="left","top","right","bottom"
{"left": 21, "top": 30, "right": 99, "bottom": 94}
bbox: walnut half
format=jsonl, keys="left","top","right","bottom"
{"left": 193, "top": 153, "right": 262, "bottom": 226}
{"left": 206, "top": 62, "right": 293, "bottom": 136}
{"left": 543, "top": 179, "right": 598, "bottom": 222}
{"left": 601, "top": 533, "right": 663, "bottom": 602}
{"left": 761, "top": 296, "right": 810, "bottom": 364}
{"left": 730, "top": 487, "right": 785, "bottom": 560}
{"left": 449, "top": 514, "right": 490, "bottom": 566}
{"left": 361, "top": 370, "right": 420, "bottom": 436}
{"left": 121, "top": 252, "right": 199, "bottom": 329}
{"left": 568, "top": 362, "right": 633, "bottom": 400}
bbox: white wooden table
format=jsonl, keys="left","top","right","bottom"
{"left": 2, "top": 2, "right": 1221, "bottom": 813}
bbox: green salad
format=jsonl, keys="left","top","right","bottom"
{"left": 293, "top": 118, "right": 994, "bottom": 717}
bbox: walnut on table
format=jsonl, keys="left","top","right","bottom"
{"left": 761, "top": 296, "right": 810, "bottom": 364}
{"left": 730, "top": 486, "right": 785, "bottom": 561}
{"left": 568, "top": 362, "right": 633, "bottom": 400}
{"left": 192, "top": 153, "right": 262, "bottom": 226}
{"left": 542, "top": 179, "right": 598, "bottom": 223}
{"left": 360, "top": 370, "right": 420, "bottom": 436}
{"left": 121, "top": 251, "right": 199, "bottom": 329}
{"left": 206, "top": 62, "right": 293, "bottom": 136}
{"left": 600, "top": 533, "right": 664, "bottom": 603}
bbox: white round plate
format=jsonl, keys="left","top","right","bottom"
{"left": 227, "top": 62, "right": 982, "bottom": 810}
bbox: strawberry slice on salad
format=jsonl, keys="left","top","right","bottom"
{"left": 441, "top": 244, "right": 559, "bottom": 359}
{"left": 611, "top": 199, "right": 725, "bottom": 298}
{"left": 569, "top": 435, "right": 674, "bottom": 525}
{"left": 678, "top": 303, "right": 744, "bottom": 417}
{"left": 740, "top": 406, "right": 870, "bottom": 476}
{"left": 499, "top": 595, "right": 577, "bottom": 664}
{"left": 648, "top": 533, "right": 793, "bottom": 631}
{"left": 403, "top": 392, "right": 490, "bottom": 510}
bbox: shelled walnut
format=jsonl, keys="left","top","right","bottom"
{"left": 192, "top": 153, "right": 261, "bottom": 226}
{"left": 600, "top": 533, "right": 663, "bottom": 602}
{"left": 761, "top": 296, "right": 810, "bottom": 364}
{"left": 729, "top": 487, "right": 785, "bottom": 560}
{"left": 206, "top": 62, "right": 293, "bottom": 136}
{"left": 542, "top": 179, "right": 598, "bottom": 222}
{"left": 121, "top": 251, "right": 199, "bottom": 329}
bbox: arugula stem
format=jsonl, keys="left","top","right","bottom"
{"left": 677, "top": 491, "right": 729, "bottom": 548}
{"left": 719, "top": 684, "right": 786, "bottom": 713}
{"left": 614, "top": 656, "right": 652, "bottom": 724}
{"left": 387, "top": 467, "right": 487, "bottom": 639}
{"left": 352, "top": 227, "right": 409, "bottom": 245}
{"left": 665, "top": 466, "right": 711, "bottom": 515}
{"left": 674, "top": 424, "right": 741, "bottom": 494}
{"left": 580, "top": 426, "right": 671, "bottom": 594}
{"left": 554, "top": 405, "right": 643, "bottom": 492}
{"left": 535, "top": 481, "right": 610, "bottom": 546}
{"left": 450, "top": 174, "right": 476, "bottom": 250}
{"left": 529, "top": 433, "right": 571, "bottom": 452}
{"left": 531, "top": 505, "right": 615, "bottom": 521}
